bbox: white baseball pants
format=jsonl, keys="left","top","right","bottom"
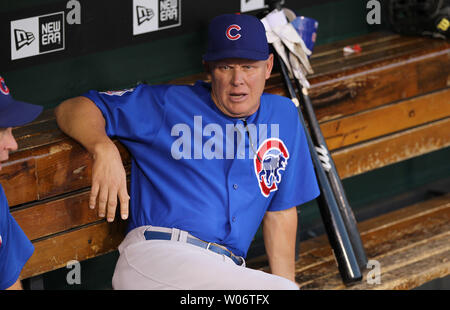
{"left": 112, "top": 226, "right": 299, "bottom": 290}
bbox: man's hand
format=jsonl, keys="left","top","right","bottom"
{"left": 89, "top": 141, "right": 129, "bottom": 222}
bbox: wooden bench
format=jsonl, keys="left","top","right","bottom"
{"left": 2, "top": 31, "right": 448, "bottom": 289}
{"left": 294, "top": 193, "right": 450, "bottom": 289}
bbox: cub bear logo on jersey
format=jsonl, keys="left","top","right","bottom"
{"left": 254, "top": 138, "right": 289, "bottom": 197}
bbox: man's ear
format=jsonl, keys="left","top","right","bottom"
{"left": 265, "top": 54, "right": 274, "bottom": 80}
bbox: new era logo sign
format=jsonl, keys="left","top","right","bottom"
{"left": 14, "top": 29, "right": 35, "bottom": 50}
{"left": 39, "top": 14, "right": 64, "bottom": 52}
{"left": 133, "top": 0, "right": 181, "bottom": 36}
{"left": 136, "top": 6, "right": 155, "bottom": 25}
{"left": 11, "top": 12, "right": 65, "bottom": 60}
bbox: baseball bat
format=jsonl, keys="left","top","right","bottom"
{"left": 291, "top": 78, "right": 368, "bottom": 270}
{"left": 274, "top": 48, "right": 363, "bottom": 284}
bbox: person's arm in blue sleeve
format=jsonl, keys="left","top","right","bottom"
{"left": 55, "top": 96, "right": 129, "bottom": 222}
{"left": 0, "top": 187, "right": 34, "bottom": 290}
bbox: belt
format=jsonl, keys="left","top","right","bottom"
{"left": 143, "top": 229, "right": 244, "bottom": 266}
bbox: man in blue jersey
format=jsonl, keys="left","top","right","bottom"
{"left": 0, "top": 76, "right": 43, "bottom": 290}
{"left": 55, "top": 14, "right": 319, "bottom": 289}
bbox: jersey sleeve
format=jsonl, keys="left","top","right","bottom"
{"left": 82, "top": 84, "right": 169, "bottom": 141}
{"left": 267, "top": 101, "right": 320, "bottom": 212}
{"left": 0, "top": 187, "right": 34, "bottom": 290}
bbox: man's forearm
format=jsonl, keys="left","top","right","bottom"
{"left": 262, "top": 206, "right": 298, "bottom": 282}
{"left": 55, "top": 96, "right": 129, "bottom": 221}
{"left": 55, "top": 96, "right": 112, "bottom": 155}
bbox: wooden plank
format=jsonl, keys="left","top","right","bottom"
{"left": 311, "top": 36, "right": 429, "bottom": 74}
{"left": 357, "top": 194, "right": 450, "bottom": 235}
{"left": 308, "top": 50, "right": 450, "bottom": 122}
{"left": 0, "top": 154, "right": 38, "bottom": 207}
{"left": 350, "top": 234, "right": 450, "bottom": 290}
{"left": 309, "top": 32, "right": 401, "bottom": 59}
{"left": 300, "top": 232, "right": 450, "bottom": 290}
{"left": 297, "top": 194, "right": 450, "bottom": 261}
{"left": 34, "top": 140, "right": 93, "bottom": 200}
{"left": 321, "top": 88, "right": 450, "bottom": 150}
{"left": 11, "top": 190, "right": 100, "bottom": 240}
{"left": 295, "top": 202, "right": 450, "bottom": 287}
{"left": 13, "top": 118, "right": 65, "bottom": 151}
{"left": 293, "top": 194, "right": 450, "bottom": 289}
{"left": 332, "top": 117, "right": 450, "bottom": 179}
{"left": 310, "top": 37, "right": 447, "bottom": 78}
{"left": 377, "top": 250, "right": 450, "bottom": 290}
{"left": 0, "top": 139, "right": 92, "bottom": 206}
{"left": 20, "top": 220, "right": 127, "bottom": 279}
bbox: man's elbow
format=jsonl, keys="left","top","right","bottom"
{"left": 55, "top": 97, "right": 74, "bottom": 124}
{"left": 55, "top": 96, "right": 91, "bottom": 129}
{"left": 264, "top": 206, "right": 298, "bottom": 224}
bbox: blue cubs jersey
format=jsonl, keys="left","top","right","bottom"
{"left": 83, "top": 81, "right": 319, "bottom": 257}
{"left": 0, "top": 185, "right": 34, "bottom": 289}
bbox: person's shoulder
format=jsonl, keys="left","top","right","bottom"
{"left": 262, "top": 92, "right": 299, "bottom": 116}
{"left": 124, "top": 83, "right": 176, "bottom": 102}
{"left": 169, "top": 80, "right": 210, "bottom": 92}
{"left": 165, "top": 80, "right": 211, "bottom": 99}
{"left": 136, "top": 83, "right": 171, "bottom": 93}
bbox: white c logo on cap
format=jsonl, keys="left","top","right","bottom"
{"left": 226, "top": 24, "right": 241, "bottom": 41}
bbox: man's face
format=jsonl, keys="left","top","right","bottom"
{"left": 0, "top": 128, "right": 18, "bottom": 171}
{"left": 208, "top": 54, "right": 274, "bottom": 118}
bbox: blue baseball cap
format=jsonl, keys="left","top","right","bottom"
{"left": 203, "top": 14, "right": 269, "bottom": 62}
{"left": 0, "top": 76, "right": 43, "bottom": 128}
